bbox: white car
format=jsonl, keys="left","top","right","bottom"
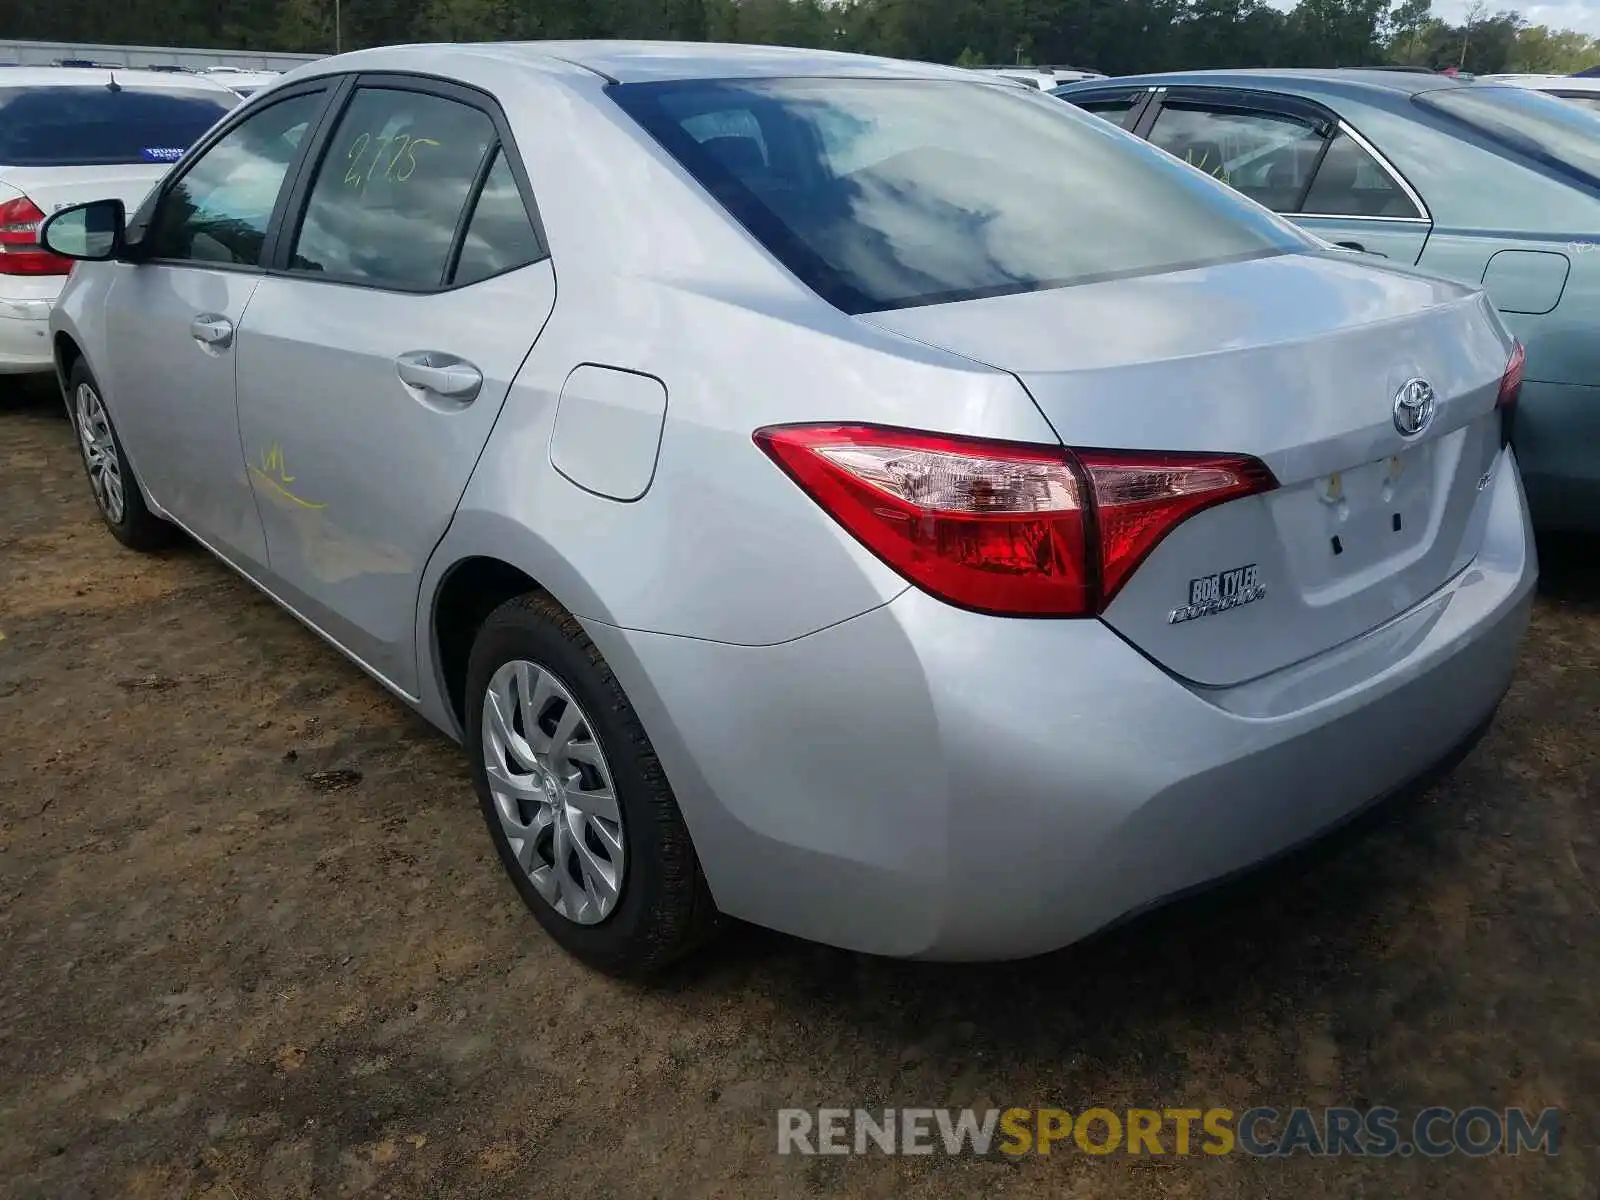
{"left": 202, "top": 68, "right": 284, "bottom": 99}
{"left": 0, "top": 67, "right": 239, "bottom": 379}
{"left": 969, "top": 66, "right": 1107, "bottom": 91}
{"left": 1475, "top": 73, "right": 1600, "bottom": 112}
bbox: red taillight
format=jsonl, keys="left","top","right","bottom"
{"left": 1077, "top": 449, "right": 1278, "bottom": 604}
{"left": 754, "top": 423, "right": 1277, "bottom": 618}
{"left": 1497, "top": 341, "right": 1524, "bottom": 447}
{"left": 0, "top": 196, "right": 73, "bottom": 276}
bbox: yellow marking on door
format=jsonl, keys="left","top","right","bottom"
{"left": 251, "top": 442, "right": 326, "bottom": 509}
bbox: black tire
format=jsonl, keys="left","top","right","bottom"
{"left": 65, "top": 359, "right": 173, "bottom": 552}
{"left": 465, "top": 591, "right": 720, "bottom": 976}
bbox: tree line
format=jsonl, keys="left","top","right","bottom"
{"left": 8, "top": 0, "right": 1599, "bottom": 77}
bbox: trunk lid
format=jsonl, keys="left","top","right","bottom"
{"left": 859, "top": 250, "right": 1512, "bottom": 687}
{"left": 0, "top": 164, "right": 172, "bottom": 220}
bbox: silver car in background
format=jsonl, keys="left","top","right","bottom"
{"left": 42, "top": 41, "right": 1535, "bottom": 975}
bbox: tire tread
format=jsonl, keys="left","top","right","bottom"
{"left": 469, "top": 591, "right": 720, "bottom": 976}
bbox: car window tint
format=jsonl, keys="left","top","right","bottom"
{"left": 143, "top": 92, "right": 322, "bottom": 266}
{"left": 0, "top": 85, "right": 235, "bottom": 167}
{"left": 289, "top": 87, "right": 495, "bottom": 289}
{"left": 450, "top": 147, "right": 542, "bottom": 286}
{"left": 1301, "top": 131, "right": 1421, "bottom": 218}
{"left": 1148, "top": 104, "right": 1326, "bottom": 212}
{"left": 613, "top": 78, "right": 1308, "bottom": 314}
{"left": 1076, "top": 98, "right": 1139, "bottom": 128}
{"left": 1417, "top": 84, "right": 1600, "bottom": 188}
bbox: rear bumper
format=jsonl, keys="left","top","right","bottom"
{"left": 1514, "top": 379, "right": 1600, "bottom": 531}
{"left": 584, "top": 447, "right": 1536, "bottom": 960}
{"left": 0, "top": 289, "right": 58, "bottom": 375}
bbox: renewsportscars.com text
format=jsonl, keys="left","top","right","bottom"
{"left": 777, "top": 1106, "right": 1561, "bottom": 1158}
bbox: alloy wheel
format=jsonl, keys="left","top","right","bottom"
{"left": 75, "top": 382, "right": 125, "bottom": 525}
{"left": 482, "top": 659, "right": 625, "bottom": 925}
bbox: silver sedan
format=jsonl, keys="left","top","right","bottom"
{"left": 42, "top": 41, "right": 1536, "bottom": 974}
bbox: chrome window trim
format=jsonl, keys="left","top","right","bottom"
{"left": 1298, "top": 213, "right": 1432, "bottom": 224}
{"left": 1308, "top": 118, "right": 1432, "bottom": 224}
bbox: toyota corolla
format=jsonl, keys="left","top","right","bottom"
{"left": 41, "top": 41, "right": 1535, "bottom": 974}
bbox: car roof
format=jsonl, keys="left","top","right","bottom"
{"left": 1057, "top": 67, "right": 1470, "bottom": 100}
{"left": 301, "top": 40, "right": 982, "bottom": 85}
{"left": 0, "top": 64, "right": 239, "bottom": 95}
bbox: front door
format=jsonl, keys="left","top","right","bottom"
{"left": 233, "top": 80, "right": 555, "bottom": 695}
{"left": 102, "top": 87, "right": 333, "bottom": 571}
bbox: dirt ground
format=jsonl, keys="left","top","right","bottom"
{"left": 2, "top": 379, "right": 1597, "bottom": 1200}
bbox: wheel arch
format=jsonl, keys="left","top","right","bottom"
{"left": 52, "top": 331, "right": 84, "bottom": 415}
{"left": 419, "top": 511, "right": 618, "bottom": 740}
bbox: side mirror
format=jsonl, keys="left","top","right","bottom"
{"left": 40, "top": 199, "right": 127, "bottom": 262}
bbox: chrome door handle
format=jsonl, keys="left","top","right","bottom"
{"left": 190, "top": 313, "right": 234, "bottom": 348}
{"left": 395, "top": 351, "right": 482, "bottom": 402}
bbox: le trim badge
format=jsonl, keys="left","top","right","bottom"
{"left": 1169, "top": 563, "right": 1266, "bottom": 625}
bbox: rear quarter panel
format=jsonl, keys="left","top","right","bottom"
{"left": 413, "top": 64, "right": 1063, "bottom": 729}
{"left": 1326, "top": 93, "right": 1600, "bottom": 386}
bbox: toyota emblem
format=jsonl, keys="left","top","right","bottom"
{"left": 1392, "top": 378, "right": 1435, "bottom": 438}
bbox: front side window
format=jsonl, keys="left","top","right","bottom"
{"left": 288, "top": 87, "right": 496, "bottom": 289}
{"left": 143, "top": 91, "right": 322, "bottom": 266}
{"left": 612, "top": 78, "right": 1308, "bottom": 314}
{"left": 1417, "top": 84, "right": 1600, "bottom": 187}
{"left": 1301, "top": 131, "right": 1421, "bottom": 218}
{"left": 1148, "top": 103, "right": 1327, "bottom": 212}
{"left": 0, "top": 85, "right": 235, "bottom": 167}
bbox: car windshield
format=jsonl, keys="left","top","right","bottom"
{"left": 1417, "top": 84, "right": 1600, "bottom": 186}
{"left": 0, "top": 85, "right": 235, "bottom": 167}
{"left": 611, "top": 77, "right": 1309, "bottom": 313}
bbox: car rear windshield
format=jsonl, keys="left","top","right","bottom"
{"left": 611, "top": 77, "right": 1309, "bottom": 313}
{"left": 1416, "top": 84, "right": 1600, "bottom": 186}
{"left": 0, "top": 85, "right": 235, "bottom": 167}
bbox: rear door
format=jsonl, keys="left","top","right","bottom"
{"left": 233, "top": 76, "right": 554, "bottom": 696}
{"left": 1144, "top": 87, "right": 1433, "bottom": 264}
{"left": 1289, "top": 126, "right": 1433, "bottom": 263}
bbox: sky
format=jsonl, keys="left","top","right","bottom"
{"left": 1262, "top": 0, "right": 1600, "bottom": 36}
{"left": 1496, "top": 0, "right": 1600, "bottom": 34}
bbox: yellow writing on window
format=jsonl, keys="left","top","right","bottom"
{"left": 251, "top": 442, "right": 326, "bottom": 509}
{"left": 342, "top": 131, "right": 442, "bottom": 193}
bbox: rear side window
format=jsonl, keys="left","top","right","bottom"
{"left": 612, "top": 78, "right": 1307, "bottom": 314}
{"left": 288, "top": 87, "right": 496, "bottom": 289}
{"left": 0, "top": 85, "right": 235, "bottom": 167}
{"left": 1301, "top": 132, "right": 1421, "bottom": 218}
{"left": 1417, "top": 85, "right": 1600, "bottom": 187}
{"left": 450, "top": 148, "right": 543, "bottom": 286}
